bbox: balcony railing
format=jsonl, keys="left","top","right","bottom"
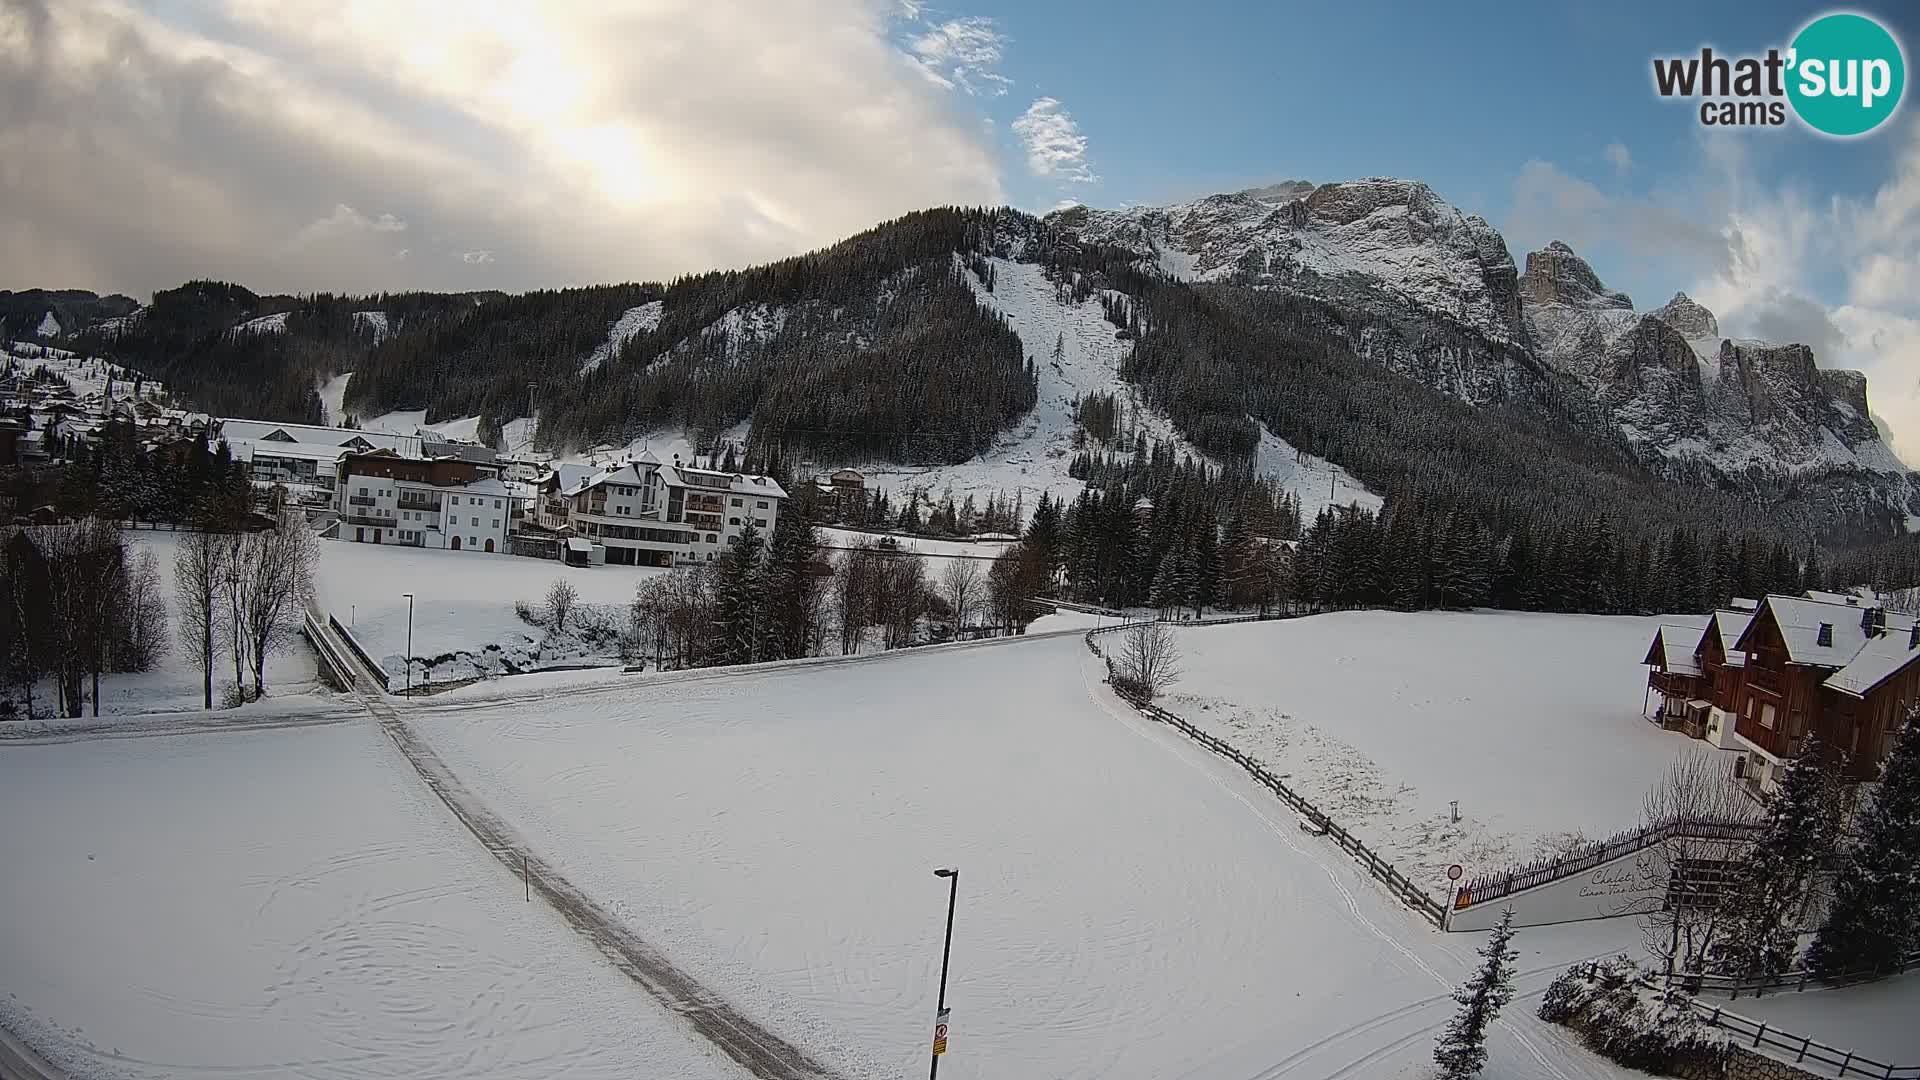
{"left": 1746, "top": 666, "right": 1783, "bottom": 695}
{"left": 348, "top": 495, "right": 378, "bottom": 507}
{"left": 398, "top": 500, "right": 442, "bottom": 513}
{"left": 344, "top": 513, "right": 391, "bottom": 527}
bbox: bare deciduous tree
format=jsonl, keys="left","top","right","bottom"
{"left": 546, "top": 577, "right": 580, "bottom": 632}
{"left": 175, "top": 529, "right": 227, "bottom": 710}
{"left": 119, "top": 548, "right": 169, "bottom": 672}
{"left": 1115, "top": 621, "right": 1181, "bottom": 700}
{"left": 834, "top": 545, "right": 882, "bottom": 655}
{"left": 237, "top": 513, "right": 319, "bottom": 699}
{"left": 942, "top": 558, "right": 983, "bottom": 634}
{"left": 1640, "top": 753, "right": 1758, "bottom": 983}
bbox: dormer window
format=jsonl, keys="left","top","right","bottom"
{"left": 1816, "top": 623, "right": 1833, "bottom": 647}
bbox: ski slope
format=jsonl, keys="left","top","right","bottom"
{"left": 0, "top": 722, "right": 740, "bottom": 1080}
{"left": 1163, "top": 611, "right": 1715, "bottom": 889}
{"left": 405, "top": 632, "right": 1649, "bottom": 1080}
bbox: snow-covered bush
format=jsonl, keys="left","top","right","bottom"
{"left": 1538, "top": 957, "right": 1728, "bottom": 1075}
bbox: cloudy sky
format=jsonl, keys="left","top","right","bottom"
{"left": 5, "top": 0, "right": 1920, "bottom": 455}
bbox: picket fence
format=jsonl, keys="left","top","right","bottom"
{"left": 1085, "top": 620, "right": 1449, "bottom": 926}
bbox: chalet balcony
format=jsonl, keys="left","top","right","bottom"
{"left": 1745, "top": 666, "right": 1784, "bottom": 696}
{"left": 1648, "top": 671, "right": 1703, "bottom": 698}
{"left": 344, "top": 513, "right": 391, "bottom": 527}
{"left": 348, "top": 495, "right": 379, "bottom": 507}
{"left": 397, "top": 495, "right": 442, "bottom": 512}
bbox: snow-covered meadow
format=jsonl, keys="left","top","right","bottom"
{"left": 401, "top": 633, "right": 1650, "bottom": 1080}
{"left": 312, "top": 541, "right": 669, "bottom": 687}
{"left": 0, "top": 722, "right": 738, "bottom": 1080}
{"left": 1161, "top": 611, "right": 1716, "bottom": 890}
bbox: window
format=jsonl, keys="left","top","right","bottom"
{"left": 358, "top": 486, "right": 367, "bottom": 496}
{"left": 754, "top": 518, "right": 766, "bottom": 528}
{"left": 451, "top": 496, "right": 459, "bottom": 505}
{"left": 491, "top": 519, "right": 499, "bottom": 528}
{"left": 469, "top": 537, "right": 477, "bottom": 547}
{"left": 706, "top": 533, "right": 716, "bottom": 543}
{"left": 729, "top": 517, "right": 740, "bottom": 526}
{"left": 756, "top": 500, "right": 767, "bottom": 509}
{"left": 1760, "top": 703, "right": 1777, "bottom": 730}
{"left": 494, "top": 499, "right": 501, "bottom": 509}
{"left": 471, "top": 516, "right": 480, "bottom": 527}
{"left": 730, "top": 497, "right": 742, "bottom": 506}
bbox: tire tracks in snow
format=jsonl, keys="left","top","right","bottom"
{"left": 315, "top": 617, "right": 844, "bottom": 1080}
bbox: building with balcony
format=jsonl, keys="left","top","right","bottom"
{"left": 533, "top": 450, "right": 787, "bottom": 567}
{"left": 332, "top": 449, "right": 517, "bottom": 553}
{"left": 1727, "top": 594, "right": 1920, "bottom": 799}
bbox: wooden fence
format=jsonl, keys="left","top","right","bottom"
{"left": 1455, "top": 816, "right": 1764, "bottom": 910}
{"left": 1085, "top": 621, "right": 1449, "bottom": 926}
{"left": 1602, "top": 965, "right": 1920, "bottom": 1080}
{"left": 1683, "top": 949, "right": 1920, "bottom": 999}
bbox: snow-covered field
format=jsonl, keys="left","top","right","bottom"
{"left": 1161, "top": 611, "right": 1714, "bottom": 890}
{"left": 0, "top": 722, "right": 738, "bottom": 1080}
{"left": 816, "top": 526, "right": 1013, "bottom": 581}
{"left": 23, "top": 530, "right": 321, "bottom": 718}
{"left": 404, "top": 633, "right": 1648, "bottom": 1080}
{"left": 314, "top": 541, "right": 667, "bottom": 687}
{"left": 1707, "top": 977, "right": 1920, "bottom": 1066}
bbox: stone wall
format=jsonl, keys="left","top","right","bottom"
{"left": 1724, "top": 1045, "right": 1823, "bottom": 1080}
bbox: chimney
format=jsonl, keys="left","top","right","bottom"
{"left": 1817, "top": 623, "right": 1833, "bottom": 647}
{"left": 1862, "top": 606, "right": 1886, "bottom": 637}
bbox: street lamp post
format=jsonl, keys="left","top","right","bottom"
{"left": 929, "top": 867, "right": 958, "bottom": 1079}
{"left": 401, "top": 592, "right": 415, "bottom": 695}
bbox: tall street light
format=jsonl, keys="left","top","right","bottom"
{"left": 401, "top": 592, "right": 415, "bottom": 695}
{"left": 929, "top": 867, "right": 958, "bottom": 1079}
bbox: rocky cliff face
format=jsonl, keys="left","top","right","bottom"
{"left": 1065, "top": 178, "right": 1548, "bottom": 405}
{"left": 1055, "top": 183, "right": 1913, "bottom": 514}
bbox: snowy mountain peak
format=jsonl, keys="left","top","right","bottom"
{"left": 1650, "top": 292, "right": 1719, "bottom": 339}
{"left": 1518, "top": 241, "right": 1633, "bottom": 311}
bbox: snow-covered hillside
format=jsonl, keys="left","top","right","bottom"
{"left": 232, "top": 311, "right": 289, "bottom": 335}
{"left": 34, "top": 311, "right": 59, "bottom": 338}
{"left": 860, "top": 257, "right": 1197, "bottom": 510}
{"left": 579, "top": 301, "right": 663, "bottom": 375}
{"left": 351, "top": 309, "right": 390, "bottom": 343}
{"left": 316, "top": 371, "right": 353, "bottom": 426}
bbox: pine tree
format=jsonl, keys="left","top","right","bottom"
{"left": 1434, "top": 908, "right": 1518, "bottom": 1079}
{"left": 713, "top": 521, "right": 766, "bottom": 665}
{"left": 1708, "top": 740, "right": 1844, "bottom": 980}
{"left": 1806, "top": 714, "right": 1920, "bottom": 980}
{"left": 758, "top": 511, "right": 819, "bottom": 661}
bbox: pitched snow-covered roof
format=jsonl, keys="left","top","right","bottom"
{"left": 1729, "top": 597, "right": 1759, "bottom": 611}
{"left": 220, "top": 418, "right": 421, "bottom": 459}
{"left": 548, "top": 463, "right": 601, "bottom": 496}
{"left": 1655, "top": 624, "right": 1704, "bottom": 675}
{"left": 235, "top": 440, "right": 350, "bottom": 463}
{"left": 1824, "top": 624, "right": 1920, "bottom": 698}
{"left": 1741, "top": 594, "right": 1917, "bottom": 669}
{"left": 1705, "top": 609, "right": 1755, "bottom": 668}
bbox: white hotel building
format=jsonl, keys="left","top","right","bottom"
{"left": 334, "top": 450, "right": 517, "bottom": 552}
{"left": 535, "top": 450, "right": 787, "bottom": 566}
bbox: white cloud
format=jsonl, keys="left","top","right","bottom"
{"left": 0, "top": 0, "right": 1005, "bottom": 296}
{"left": 1011, "top": 97, "right": 1097, "bottom": 184}
{"left": 907, "top": 16, "right": 1010, "bottom": 97}
{"left": 461, "top": 250, "right": 495, "bottom": 265}
{"left": 1604, "top": 141, "right": 1632, "bottom": 175}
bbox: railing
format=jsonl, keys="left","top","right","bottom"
{"left": 344, "top": 513, "right": 391, "bottom": 527}
{"left": 1746, "top": 666, "right": 1784, "bottom": 695}
{"left": 1455, "top": 817, "right": 1764, "bottom": 911}
{"left": 1085, "top": 619, "right": 1449, "bottom": 926}
{"left": 1682, "top": 948, "right": 1920, "bottom": 999}
{"left": 348, "top": 495, "right": 378, "bottom": 507}
{"left": 324, "top": 611, "right": 389, "bottom": 690}
{"left": 397, "top": 498, "right": 442, "bottom": 512}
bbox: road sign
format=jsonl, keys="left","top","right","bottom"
{"left": 932, "top": 1007, "right": 950, "bottom": 1056}
{"left": 1447, "top": 864, "right": 1464, "bottom": 882}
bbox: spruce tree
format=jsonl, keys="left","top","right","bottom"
{"left": 713, "top": 521, "right": 766, "bottom": 665}
{"left": 1806, "top": 714, "right": 1920, "bottom": 980}
{"left": 1434, "top": 908, "right": 1518, "bottom": 1079}
{"left": 758, "top": 511, "right": 819, "bottom": 661}
{"left": 1708, "top": 740, "right": 1844, "bottom": 980}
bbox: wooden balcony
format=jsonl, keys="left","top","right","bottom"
{"left": 1649, "top": 670, "right": 1704, "bottom": 698}
{"left": 1745, "top": 666, "right": 1783, "bottom": 696}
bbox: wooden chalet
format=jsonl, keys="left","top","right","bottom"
{"left": 1729, "top": 594, "right": 1920, "bottom": 797}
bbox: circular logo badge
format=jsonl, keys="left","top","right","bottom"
{"left": 1788, "top": 13, "right": 1906, "bottom": 137}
